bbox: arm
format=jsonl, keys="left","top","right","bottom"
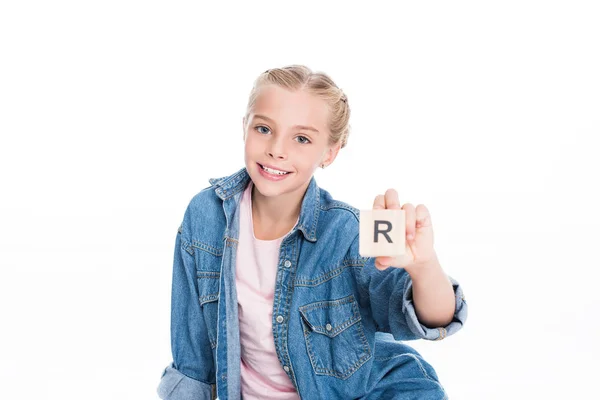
{"left": 408, "top": 253, "right": 456, "bottom": 328}
{"left": 352, "top": 234, "right": 468, "bottom": 341}
{"left": 157, "top": 207, "right": 216, "bottom": 400}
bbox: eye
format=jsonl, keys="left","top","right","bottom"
{"left": 255, "top": 125, "right": 311, "bottom": 144}
{"left": 255, "top": 125, "right": 270, "bottom": 134}
{"left": 296, "top": 136, "right": 311, "bottom": 144}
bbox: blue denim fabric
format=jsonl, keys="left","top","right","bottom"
{"left": 157, "top": 167, "right": 468, "bottom": 400}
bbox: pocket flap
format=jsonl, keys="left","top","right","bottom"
{"left": 197, "top": 271, "right": 220, "bottom": 305}
{"left": 299, "top": 295, "right": 361, "bottom": 338}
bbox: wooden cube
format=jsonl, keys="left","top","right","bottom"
{"left": 359, "top": 209, "right": 406, "bottom": 257}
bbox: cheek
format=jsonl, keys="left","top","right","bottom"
{"left": 244, "top": 138, "right": 258, "bottom": 153}
{"left": 297, "top": 158, "right": 320, "bottom": 173}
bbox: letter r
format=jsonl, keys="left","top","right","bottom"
{"left": 374, "top": 220, "right": 393, "bottom": 243}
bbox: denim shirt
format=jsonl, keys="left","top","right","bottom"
{"left": 157, "top": 167, "right": 468, "bottom": 400}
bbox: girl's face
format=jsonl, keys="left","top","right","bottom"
{"left": 242, "top": 84, "right": 340, "bottom": 200}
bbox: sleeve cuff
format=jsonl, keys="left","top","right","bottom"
{"left": 401, "top": 275, "right": 468, "bottom": 341}
{"left": 157, "top": 362, "right": 215, "bottom": 400}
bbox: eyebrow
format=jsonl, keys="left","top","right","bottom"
{"left": 253, "top": 114, "right": 320, "bottom": 134}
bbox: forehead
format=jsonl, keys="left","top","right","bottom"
{"left": 251, "top": 85, "right": 330, "bottom": 130}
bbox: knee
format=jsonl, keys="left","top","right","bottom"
{"left": 364, "top": 341, "right": 447, "bottom": 399}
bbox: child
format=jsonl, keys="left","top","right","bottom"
{"left": 157, "top": 65, "right": 468, "bottom": 400}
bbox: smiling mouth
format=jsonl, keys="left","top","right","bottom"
{"left": 257, "top": 163, "right": 291, "bottom": 175}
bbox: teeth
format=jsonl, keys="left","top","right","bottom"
{"left": 261, "top": 164, "right": 288, "bottom": 175}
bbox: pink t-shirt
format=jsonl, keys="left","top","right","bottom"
{"left": 235, "top": 181, "right": 301, "bottom": 399}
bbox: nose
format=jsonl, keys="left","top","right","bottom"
{"left": 267, "top": 136, "right": 287, "bottom": 160}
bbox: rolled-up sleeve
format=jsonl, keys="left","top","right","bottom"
{"left": 157, "top": 362, "right": 215, "bottom": 400}
{"left": 399, "top": 274, "right": 467, "bottom": 341}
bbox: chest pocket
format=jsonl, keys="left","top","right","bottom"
{"left": 197, "top": 270, "right": 220, "bottom": 349}
{"left": 299, "top": 294, "right": 372, "bottom": 380}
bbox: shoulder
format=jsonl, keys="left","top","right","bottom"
{"left": 318, "top": 186, "right": 361, "bottom": 225}
{"left": 187, "top": 185, "right": 221, "bottom": 213}
{"left": 316, "top": 186, "right": 365, "bottom": 253}
{"left": 178, "top": 185, "right": 224, "bottom": 237}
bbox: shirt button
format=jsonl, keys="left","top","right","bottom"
{"left": 284, "top": 260, "right": 291, "bottom": 268}
{"left": 325, "top": 323, "right": 332, "bottom": 331}
{"left": 276, "top": 315, "right": 284, "bottom": 323}
{"left": 283, "top": 365, "right": 290, "bottom": 372}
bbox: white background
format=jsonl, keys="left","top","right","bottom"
{"left": 1, "top": 1, "right": 599, "bottom": 398}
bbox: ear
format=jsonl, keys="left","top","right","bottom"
{"left": 323, "top": 142, "right": 342, "bottom": 166}
{"left": 242, "top": 116, "right": 246, "bottom": 141}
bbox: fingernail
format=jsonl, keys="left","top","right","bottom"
{"left": 407, "top": 233, "right": 414, "bottom": 240}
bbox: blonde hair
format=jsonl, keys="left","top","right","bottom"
{"left": 244, "top": 64, "right": 351, "bottom": 149}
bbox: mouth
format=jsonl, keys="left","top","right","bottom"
{"left": 257, "top": 162, "right": 292, "bottom": 176}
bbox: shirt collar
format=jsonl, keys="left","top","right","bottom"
{"left": 209, "top": 167, "right": 320, "bottom": 242}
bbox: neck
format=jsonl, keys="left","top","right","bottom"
{"left": 251, "top": 184, "right": 302, "bottom": 228}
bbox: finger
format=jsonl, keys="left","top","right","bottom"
{"left": 402, "top": 202, "right": 416, "bottom": 241}
{"left": 373, "top": 194, "right": 385, "bottom": 209}
{"left": 384, "top": 188, "right": 401, "bottom": 209}
{"left": 377, "top": 256, "right": 394, "bottom": 266}
{"left": 415, "top": 204, "right": 432, "bottom": 229}
{"left": 374, "top": 258, "right": 390, "bottom": 270}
